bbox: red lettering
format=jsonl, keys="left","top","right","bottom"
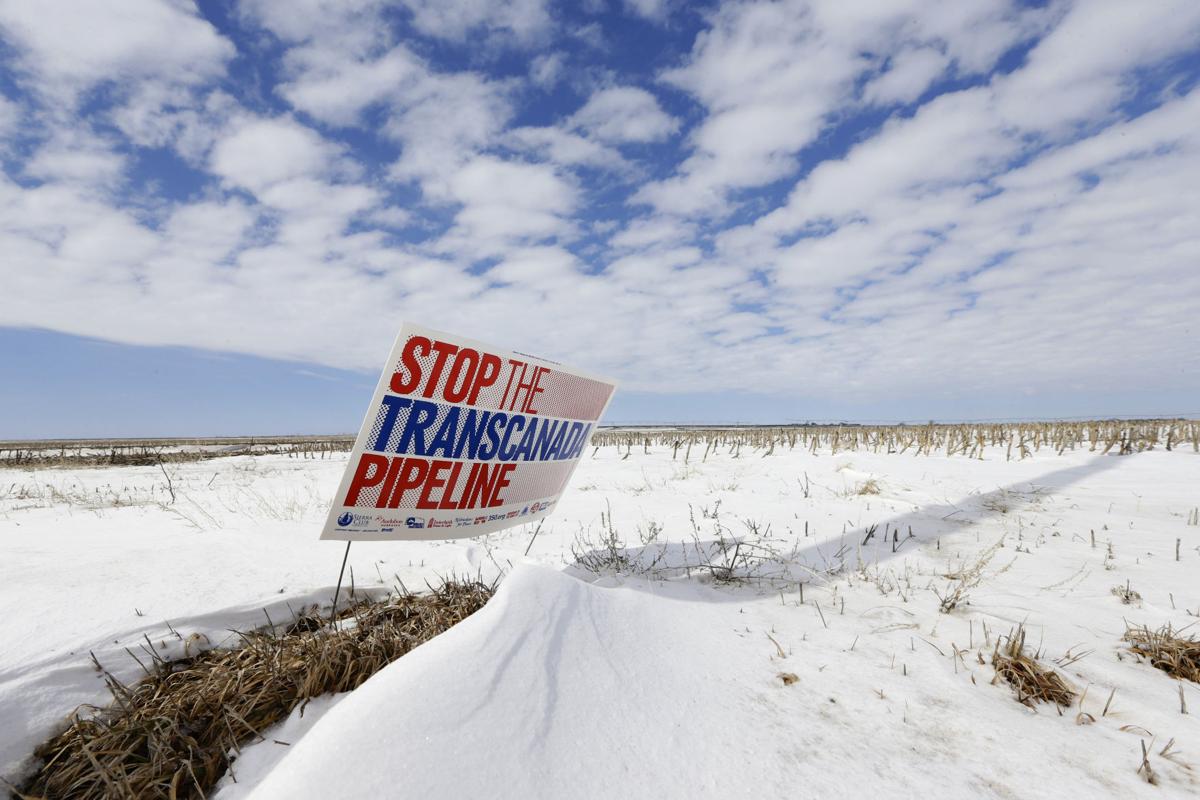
{"left": 390, "top": 336, "right": 430, "bottom": 394}
{"left": 443, "top": 348, "right": 478, "bottom": 404}
{"left": 388, "top": 458, "right": 429, "bottom": 508}
{"left": 499, "top": 359, "right": 522, "bottom": 410}
{"left": 417, "top": 459, "right": 453, "bottom": 509}
{"left": 457, "top": 463, "right": 481, "bottom": 508}
{"left": 525, "top": 366, "right": 547, "bottom": 414}
{"left": 344, "top": 453, "right": 388, "bottom": 506}
{"left": 508, "top": 363, "right": 542, "bottom": 413}
{"left": 468, "top": 353, "right": 501, "bottom": 406}
{"left": 422, "top": 340, "right": 458, "bottom": 398}
{"left": 375, "top": 456, "right": 404, "bottom": 508}
{"left": 439, "top": 461, "right": 464, "bottom": 509}
{"left": 487, "top": 464, "right": 516, "bottom": 507}
{"left": 467, "top": 463, "right": 499, "bottom": 509}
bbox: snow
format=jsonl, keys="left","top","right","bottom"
{"left": 212, "top": 694, "right": 346, "bottom": 799}
{"left": 3, "top": 444, "right": 1200, "bottom": 796}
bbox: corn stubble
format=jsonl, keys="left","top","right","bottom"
{"left": 593, "top": 418, "right": 1199, "bottom": 461}
{"left": 16, "top": 579, "right": 494, "bottom": 800}
{"left": 4, "top": 418, "right": 1196, "bottom": 468}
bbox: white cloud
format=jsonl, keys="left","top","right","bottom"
{"left": 487, "top": 246, "right": 583, "bottom": 287}
{"left": 111, "top": 87, "right": 240, "bottom": 164}
{"left": 160, "top": 199, "right": 258, "bottom": 264}
{"left": 608, "top": 215, "right": 696, "bottom": 251}
{"left": 209, "top": 116, "right": 347, "bottom": 194}
{"left": 398, "top": 0, "right": 553, "bottom": 45}
{"left": 237, "top": 0, "right": 385, "bottom": 48}
{"left": 862, "top": 47, "right": 950, "bottom": 106}
{"left": 385, "top": 71, "right": 515, "bottom": 199}
{"left": 24, "top": 129, "right": 127, "bottom": 189}
{"left": 993, "top": 1, "right": 1200, "bottom": 132}
{"left": 505, "top": 126, "right": 627, "bottom": 171}
{"left": 279, "top": 48, "right": 424, "bottom": 127}
{"left": 637, "top": 0, "right": 1043, "bottom": 216}
{"left": 435, "top": 156, "right": 578, "bottom": 258}
{"left": 0, "top": 0, "right": 232, "bottom": 103}
{"left": 530, "top": 52, "right": 566, "bottom": 89}
{"left": 243, "top": 0, "right": 517, "bottom": 203}
{"left": 623, "top": 0, "right": 669, "bottom": 22}
{"left": 570, "top": 86, "right": 678, "bottom": 144}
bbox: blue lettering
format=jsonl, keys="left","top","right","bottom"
{"left": 512, "top": 417, "right": 538, "bottom": 461}
{"left": 533, "top": 419, "right": 560, "bottom": 460}
{"left": 477, "top": 412, "right": 508, "bottom": 460}
{"left": 398, "top": 399, "right": 438, "bottom": 456}
{"left": 372, "top": 395, "right": 412, "bottom": 452}
{"left": 498, "top": 414, "right": 526, "bottom": 461}
{"left": 427, "top": 405, "right": 461, "bottom": 458}
{"left": 545, "top": 421, "right": 568, "bottom": 460}
{"left": 454, "top": 409, "right": 488, "bottom": 459}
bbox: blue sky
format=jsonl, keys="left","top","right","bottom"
{"left": 1, "top": 1, "right": 1198, "bottom": 438}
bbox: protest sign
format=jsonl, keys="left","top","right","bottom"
{"left": 321, "top": 323, "right": 617, "bottom": 541}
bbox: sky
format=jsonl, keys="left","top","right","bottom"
{"left": 1, "top": 0, "right": 1198, "bottom": 438}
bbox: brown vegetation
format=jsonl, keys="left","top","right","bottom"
{"left": 991, "top": 627, "right": 1075, "bottom": 709}
{"left": 15, "top": 579, "right": 494, "bottom": 800}
{"left": 1124, "top": 623, "right": 1200, "bottom": 683}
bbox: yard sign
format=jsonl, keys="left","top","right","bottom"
{"left": 321, "top": 322, "right": 617, "bottom": 541}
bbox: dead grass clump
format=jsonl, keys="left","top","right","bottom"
{"left": 991, "top": 627, "right": 1075, "bottom": 709}
{"left": 1124, "top": 623, "right": 1200, "bottom": 683}
{"left": 17, "top": 578, "right": 494, "bottom": 800}
{"left": 855, "top": 479, "right": 881, "bottom": 496}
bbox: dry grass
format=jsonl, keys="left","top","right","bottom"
{"left": 991, "top": 627, "right": 1075, "bottom": 709}
{"left": 1124, "top": 623, "right": 1200, "bottom": 683}
{"left": 14, "top": 578, "right": 494, "bottom": 800}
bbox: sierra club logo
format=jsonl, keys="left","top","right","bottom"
{"left": 337, "top": 512, "right": 354, "bottom": 527}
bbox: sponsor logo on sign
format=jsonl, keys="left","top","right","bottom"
{"left": 488, "top": 513, "right": 506, "bottom": 521}
{"left": 474, "top": 516, "right": 488, "bottom": 524}
{"left": 405, "top": 517, "right": 425, "bottom": 529}
{"left": 506, "top": 510, "right": 519, "bottom": 518}
{"left": 520, "top": 506, "right": 529, "bottom": 516}
{"left": 381, "top": 527, "right": 393, "bottom": 533}
{"left": 455, "top": 517, "right": 474, "bottom": 526}
{"left": 429, "top": 519, "right": 452, "bottom": 528}
{"left": 337, "top": 512, "right": 354, "bottom": 527}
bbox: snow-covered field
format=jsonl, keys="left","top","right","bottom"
{"left": 3, "top": 443, "right": 1199, "bottom": 797}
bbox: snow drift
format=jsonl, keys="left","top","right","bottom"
{"left": 245, "top": 565, "right": 790, "bottom": 798}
